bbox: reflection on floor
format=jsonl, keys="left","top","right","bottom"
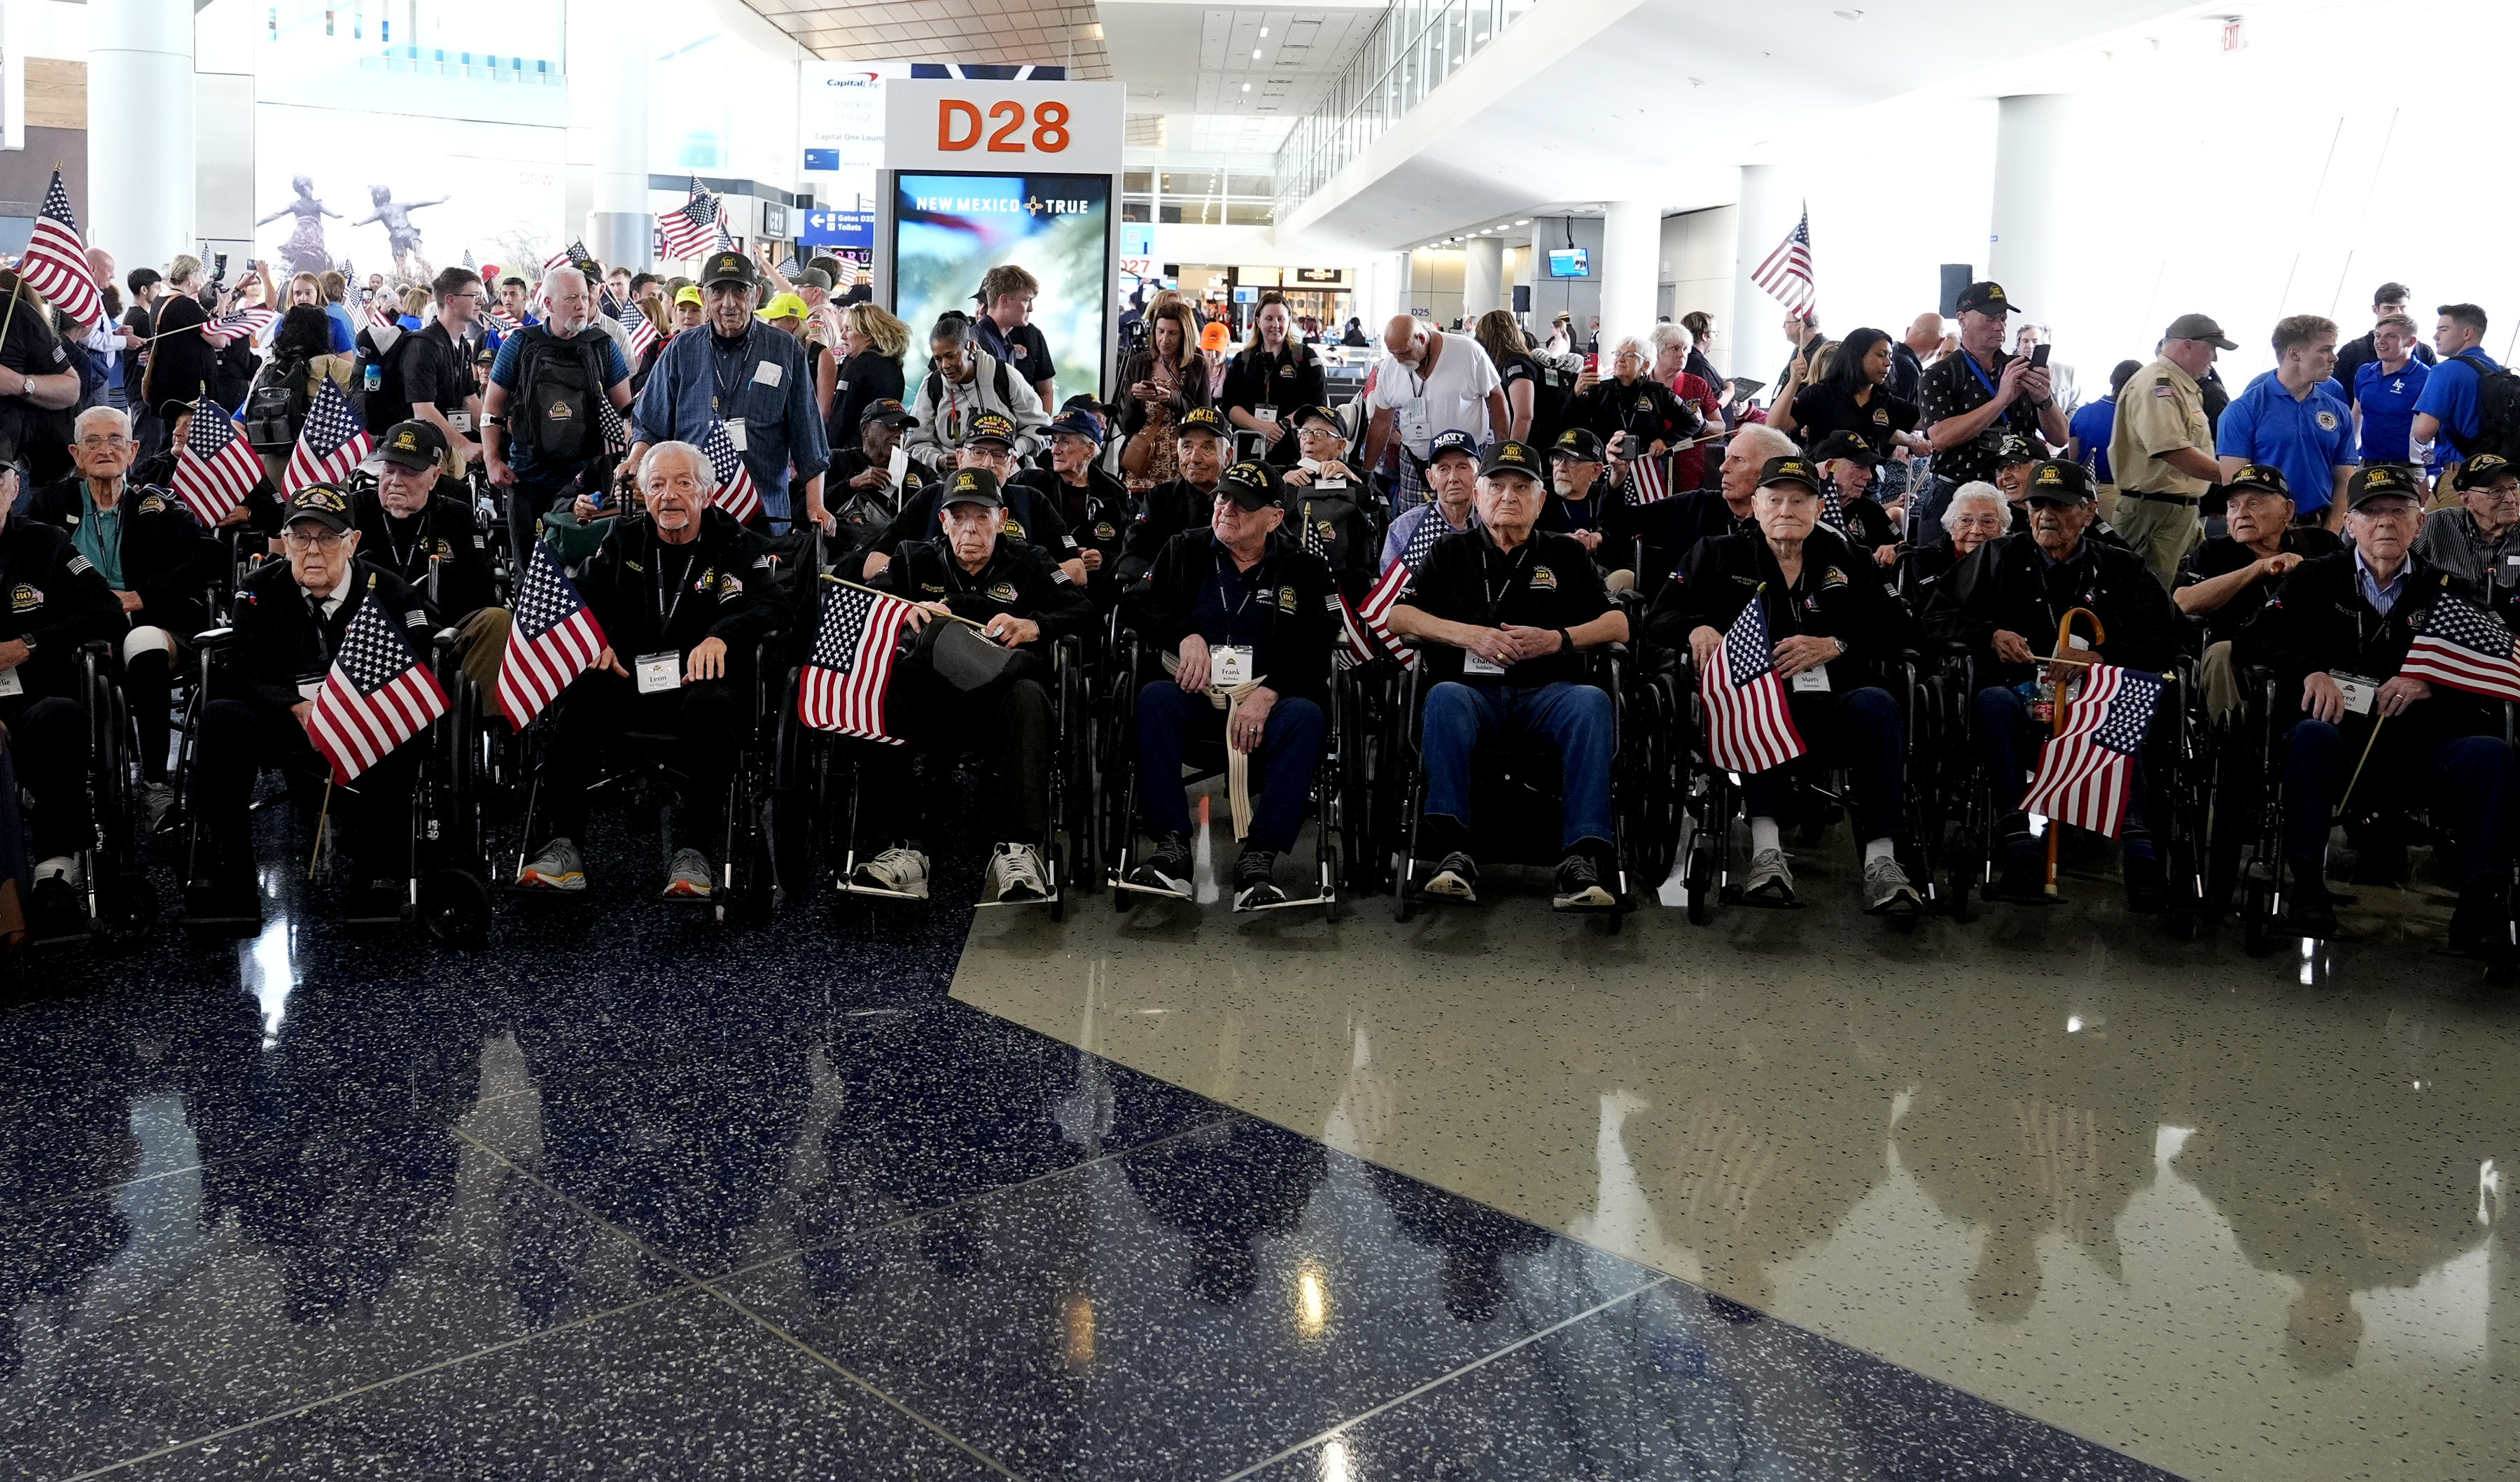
{"left": 1, "top": 811, "right": 2174, "bottom": 1478}
{"left": 955, "top": 816, "right": 2520, "bottom": 1482}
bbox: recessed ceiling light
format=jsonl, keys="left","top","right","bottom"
{"left": 1259, "top": 26, "right": 1267, "bottom": 36}
{"left": 1515, "top": 218, "right": 1532, "bottom": 225}
{"left": 1242, "top": 83, "right": 1251, "bottom": 91}
{"left": 1252, "top": 48, "right": 1262, "bottom": 57}
{"left": 1833, "top": 7, "right": 1863, "bottom": 18}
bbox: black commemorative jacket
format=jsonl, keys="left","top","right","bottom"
{"left": 1014, "top": 465, "right": 1132, "bottom": 610}
{"left": 1923, "top": 530, "right": 2186, "bottom": 688}
{"left": 1398, "top": 525, "right": 1615, "bottom": 689}
{"left": 224, "top": 557, "right": 428, "bottom": 714}
{"left": 1123, "top": 527, "right": 1339, "bottom": 708}
{"left": 874, "top": 473, "right": 1074, "bottom": 562}
{"left": 1648, "top": 526, "right": 1919, "bottom": 693}
{"left": 346, "top": 474, "right": 498, "bottom": 623}
{"left": 1118, "top": 476, "right": 1220, "bottom": 587}
{"left": 24, "top": 476, "right": 223, "bottom": 638}
{"left": 868, "top": 536, "right": 1094, "bottom": 649}
{"left": 2234, "top": 550, "right": 2501, "bottom": 742}
{"left": 576, "top": 508, "right": 781, "bottom": 664}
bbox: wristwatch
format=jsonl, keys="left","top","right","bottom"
{"left": 1558, "top": 627, "right": 1574, "bottom": 653}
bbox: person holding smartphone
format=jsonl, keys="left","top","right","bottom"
{"left": 1914, "top": 281, "right": 2068, "bottom": 545}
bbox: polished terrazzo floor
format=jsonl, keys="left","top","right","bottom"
{"left": 955, "top": 823, "right": 2520, "bottom": 1482}
{"left": 0, "top": 802, "right": 2202, "bottom": 1477}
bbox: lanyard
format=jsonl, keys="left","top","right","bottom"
{"left": 83, "top": 484, "right": 122, "bottom": 583}
{"left": 708, "top": 331, "right": 750, "bottom": 414}
{"left": 382, "top": 507, "right": 426, "bottom": 574}
{"left": 654, "top": 540, "right": 700, "bottom": 634}
{"left": 1211, "top": 547, "right": 1265, "bottom": 644}
{"left": 1479, "top": 539, "right": 1536, "bottom": 624}
{"left": 1961, "top": 350, "right": 2003, "bottom": 403}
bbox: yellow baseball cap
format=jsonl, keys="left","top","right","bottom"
{"left": 759, "top": 291, "right": 809, "bottom": 322}
{"left": 673, "top": 284, "right": 704, "bottom": 307}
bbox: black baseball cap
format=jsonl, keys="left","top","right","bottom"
{"left": 1429, "top": 428, "right": 1480, "bottom": 463}
{"left": 1996, "top": 434, "right": 2042, "bottom": 467}
{"left": 962, "top": 411, "right": 1018, "bottom": 449}
{"left": 860, "top": 398, "right": 917, "bottom": 429}
{"left": 377, "top": 419, "right": 447, "bottom": 471}
{"left": 2456, "top": 453, "right": 2519, "bottom": 490}
{"left": 2348, "top": 462, "right": 2423, "bottom": 508}
{"left": 1219, "top": 459, "right": 1281, "bottom": 510}
{"left": 1176, "top": 406, "right": 1227, "bottom": 440}
{"left": 2023, "top": 460, "right": 2094, "bottom": 506}
{"left": 283, "top": 483, "right": 355, "bottom": 533}
{"left": 1046, "top": 411, "right": 1104, "bottom": 446}
{"left": 1954, "top": 281, "right": 2017, "bottom": 317}
{"left": 941, "top": 466, "right": 1002, "bottom": 510}
{"left": 701, "top": 250, "right": 757, "bottom": 289}
{"left": 1285, "top": 403, "right": 1340, "bottom": 432}
{"left": 1480, "top": 440, "right": 1546, "bottom": 482}
{"left": 1756, "top": 455, "right": 1823, "bottom": 494}
{"left": 1551, "top": 427, "right": 1606, "bottom": 463}
{"left": 1809, "top": 430, "right": 1880, "bottom": 467}
{"left": 2223, "top": 463, "right": 2293, "bottom": 499}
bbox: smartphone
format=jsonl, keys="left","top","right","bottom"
{"left": 2029, "top": 342, "right": 2051, "bottom": 369}
{"left": 1583, "top": 352, "right": 1598, "bottom": 375}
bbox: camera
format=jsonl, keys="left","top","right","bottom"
{"left": 211, "top": 251, "right": 228, "bottom": 287}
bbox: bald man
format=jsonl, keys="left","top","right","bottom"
{"left": 1360, "top": 314, "right": 1511, "bottom": 510}
{"left": 1891, "top": 312, "right": 1941, "bottom": 403}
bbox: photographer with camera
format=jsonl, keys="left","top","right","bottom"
{"left": 1914, "top": 281, "right": 2068, "bottom": 545}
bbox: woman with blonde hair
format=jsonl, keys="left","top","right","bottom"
{"left": 1473, "top": 308, "right": 1547, "bottom": 445}
{"left": 1117, "top": 298, "right": 1209, "bottom": 487}
{"left": 825, "top": 300, "right": 909, "bottom": 452}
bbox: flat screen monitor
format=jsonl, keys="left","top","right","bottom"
{"left": 894, "top": 169, "right": 1111, "bottom": 398}
{"left": 1546, "top": 246, "right": 1589, "bottom": 279}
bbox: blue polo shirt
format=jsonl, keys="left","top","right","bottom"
{"left": 2216, "top": 374, "right": 2357, "bottom": 515}
{"left": 2068, "top": 396, "right": 2117, "bottom": 482}
{"left": 2354, "top": 356, "right": 2431, "bottom": 464}
{"left": 2414, "top": 349, "right": 2501, "bottom": 455}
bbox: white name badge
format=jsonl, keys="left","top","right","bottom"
{"left": 2332, "top": 671, "right": 2377, "bottom": 715}
{"left": 1792, "top": 664, "right": 1831, "bottom": 693}
{"left": 295, "top": 678, "right": 323, "bottom": 702}
{"left": 449, "top": 412, "right": 473, "bottom": 433}
{"left": 1462, "top": 650, "right": 1508, "bottom": 677}
{"left": 636, "top": 652, "right": 683, "bottom": 694}
{"left": 724, "top": 418, "right": 747, "bottom": 452}
{"left": 1210, "top": 645, "right": 1254, "bottom": 688}
{"left": 752, "top": 360, "right": 783, "bottom": 388}
{"left": 0, "top": 668, "right": 26, "bottom": 698}
{"left": 2068, "top": 634, "right": 2092, "bottom": 651}
{"left": 1255, "top": 403, "right": 1278, "bottom": 424}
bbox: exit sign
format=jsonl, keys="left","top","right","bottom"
{"left": 2220, "top": 18, "right": 2246, "bottom": 51}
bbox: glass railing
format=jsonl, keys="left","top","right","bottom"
{"left": 1273, "top": 0, "right": 1539, "bottom": 217}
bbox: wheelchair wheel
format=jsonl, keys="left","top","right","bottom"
{"left": 419, "top": 867, "right": 492, "bottom": 948}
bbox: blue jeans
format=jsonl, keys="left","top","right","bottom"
{"left": 1746, "top": 686, "right": 1906, "bottom": 842}
{"left": 1422, "top": 680, "right": 1614, "bottom": 851}
{"left": 1975, "top": 685, "right": 2152, "bottom": 836}
{"left": 1135, "top": 682, "right": 1324, "bottom": 853}
{"left": 2283, "top": 720, "right": 2512, "bottom": 879}
{"left": 1911, "top": 475, "right": 1965, "bottom": 545}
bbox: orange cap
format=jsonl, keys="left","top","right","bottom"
{"left": 1200, "top": 321, "right": 1231, "bottom": 352}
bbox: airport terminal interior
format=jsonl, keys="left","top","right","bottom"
{"left": 10, "top": 0, "right": 2520, "bottom": 1478}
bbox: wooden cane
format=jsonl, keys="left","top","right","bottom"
{"left": 2043, "top": 607, "right": 2109, "bottom": 895}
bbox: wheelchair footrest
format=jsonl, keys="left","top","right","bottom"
{"left": 1109, "top": 874, "right": 1193, "bottom": 901}
{"left": 1236, "top": 890, "right": 1331, "bottom": 914}
{"left": 975, "top": 890, "right": 1060, "bottom": 909}
{"left": 836, "top": 880, "right": 927, "bottom": 902}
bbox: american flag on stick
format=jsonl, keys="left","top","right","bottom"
{"left": 626, "top": 308, "right": 659, "bottom": 363}
{"left": 482, "top": 304, "right": 521, "bottom": 335}
{"left": 172, "top": 400, "right": 264, "bottom": 526}
{"left": 307, "top": 590, "right": 447, "bottom": 783}
{"left": 2402, "top": 594, "right": 2520, "bottom": 702}
{"left": 284, "top": 379, "right": 374, "bottom": 494}
{"left": 1624, "top": 449, "right": 1678, "bottom": 507}
{"left": 1751, "top": 203, "right": 1816, "bottom": 317}
{"left": 799, "top": 580, "right": 916, "bottom": 742}
{"left": 544, "top": 240, "right": 588, "bottom": 277}
{"left": 366, "top": 291, "right": 402, "bottom": 333}
{"left": 2019, "top": 662, "right": 2162, "bottom": 838}
{"left": 1349, "top": 505, "right": 1459, "bottom": 667}
{"left": 497, "top": 540, "right": 608, "bottom": 729}
{"left": 598, "top": 395, "right": 629, "bottom": 457}
{"left": 658, "top": 178, "right": 725, "bottom": 260}
{"left": 1698, "top": 593, "right": 1806, "bottom": 774}
{"left": 1817, "top": 478, "right": 1852, "bottom": 540}
{"left": 17, "top": 170, "right": 101, "bottom": 328}
{"left": 201, "top": 305, "right": 280, "bottom": 349}
{"left": 699, "top": 418, "right": 762, "bottom": 524}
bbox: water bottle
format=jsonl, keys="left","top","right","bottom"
{"left": 363, "top": 362, "right": 382, "bottom": 393}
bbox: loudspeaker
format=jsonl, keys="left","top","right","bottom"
{"left": 1939, "top": 265, "right": 1973, "bottom": 318}
{"left": 1512, "top": 284, "right": 1530, "bottom": 312}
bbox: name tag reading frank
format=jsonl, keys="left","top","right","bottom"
{"left": 1210, "top": 645, "right": 1254, "bottom": 689}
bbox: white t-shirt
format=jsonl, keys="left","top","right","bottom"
{"left": 1366, "top": 331, "right": 1502, "bottom": 456}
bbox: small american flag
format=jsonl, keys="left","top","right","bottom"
{"left": 482, "top": 305, "right": 521, "bottom": 335}
{"left": 699, "top": 418, "right": 762, "bottom": 524}
{"left": 597, "top": 395, "right": 629, "bottom": 457}
{"left": 659, "top": 179, "right": 724, "bottom": 260}
{"left": 307, "top": 589, "right": 448, "bottom": 783}
{"left": 1354, "top": 503, "right": 1455, "bottom": 666}
{"left": 172, "top": 400, "right": 264, "bottom": 526}
{"left": 799, "top": 580, "right": 915, "bottom": 742}
{"left": 284, "top": 379, "right": 375, "bottom": 494}
{"left": 17, "top": 170, "right": 100, "bottom": 328}
{"left": 366, "top": 291, "right": 402, "bottom": 333}
{"left": 1752, "top": 203, "right": 1816, "bottom": 317}
{"left": 497, "top": 540, "right": 608, "bottom": 730}
{"left": 626, "top": 308, "right": 659, "bottom": 363}
{"left": 461, "top": 250, "right": 476, "bottom": 270}
{"left": 1817, "top": 478, "right": 1852, "bottom": 539}
{"left": 1699, "top": 594, "right": 1806, "bottom": 774}
{"left": 2402, "top": 593, "right": 2520, "bottom": 702}
{"left": 2019, "top": 662, "right": 2161, "bottom": 838}
{"left": 201, "top": 305, "right": 280, "bottom": 348}
{"left": 776, "top": 254, "right": 802, "bottom": 280}
{"left": 543, "top": 240, "right": 587, "bottom": 277}
{"left": 1624, "top": 450, "right": 1679, "bottom": 506}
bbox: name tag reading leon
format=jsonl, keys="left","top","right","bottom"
{"left": 1210, "top": 645, "right": 1254, "bottom": 688}
{"left": 636, "top": 652, "right": 684, "bottom": 694}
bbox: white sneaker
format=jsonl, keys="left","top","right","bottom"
{"left": 1863, "top": 855, "right": 1922, "bottom": 916}
{"left": 662, "top": 848, "right": 713, "bottom": 899}
{"left": 853, "top": 846, "right": 930, "bottom": 899}
{"left": 1744, "top": 847, "right": 1795, "bottom": 904}
{"left": 993, "top": 841, "right": 1049, "bottom": 902}
{"left": 517, "top": 837, "right": 587, "bottom": 891}
{"left": 32, "top": 855, "right": 82, "bottom": 890}
{"left": 144, "top": 782, "right": 177, "bottom": 832}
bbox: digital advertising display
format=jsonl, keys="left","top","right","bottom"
{"left": 893, "top": 171, "right": 1112, "bottom": 400}
{"left": 1547, "top": 247, "right": 1591, "bottom": 279}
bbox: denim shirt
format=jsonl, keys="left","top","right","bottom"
{"left": 631, "top": 322, "right": 831, "bottom": 522}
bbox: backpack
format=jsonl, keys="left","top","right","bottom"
{"left": 357, "top": 327, "right": 421, "bottom": 435}
{"left": 2450, "top": 349, "right": 2520, "bottom": 463}
{"left": 923, "top": 354, "right": 1016, "bottom": 433}
{"left": 241, "top": 356, "right": 314, "bottom": 452}
{"left": 510, "top": 324, "right": 612, "bottom": 468}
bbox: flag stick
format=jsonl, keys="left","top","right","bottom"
{"left": 309, "top": 781, "right": 332, "bottom": 879}
{"left": 823, "top": 573, "right": 990, "bottom": 631}
{"left": 2044, "top": 608, "right": 2108, "bottom": 895}
{"left": 2334, "top": 712, "right": 2388, "bottom": 820}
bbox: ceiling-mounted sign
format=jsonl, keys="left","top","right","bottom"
{"left": 883, "top": 78, "right": 1124, "bottom": 174}
{"left": 1295, "top": 267, "right": 1346, "bottom": 285}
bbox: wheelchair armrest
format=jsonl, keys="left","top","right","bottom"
{"left": 191, "top": 627, "right": 238, "bottom": 650}
{"left": 79, "top": 638, "right": 111, "bottom": 657}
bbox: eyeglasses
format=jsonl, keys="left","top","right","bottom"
{"left": 280, "top": 530, "right": 347, "bottom": 550}
{"left": 74, "top": 435, "right": 131, "bottom": 449}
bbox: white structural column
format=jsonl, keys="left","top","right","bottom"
{"left": 1730, "top": 163, "right": 1787, "bottom": 383}
{"left": 1462, "top": 235, "right": 1503, "bottom": 320}
{"left": 1597, "top": 201, "right": 1659, "bottom": 346}
{"left": 91, "top": 0, "right": 197, "bottom": 273}
{"left": 1988, "top": 95, "right": 2070, "bottom": 329}
{"left": 580, "top": 0, "right": 652, "bottom": 270}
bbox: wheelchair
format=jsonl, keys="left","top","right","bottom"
{"left": 500, "top": 636, "right": 783, "bottom": 928}
{"left": 1382, "top": 638, "right": 1646, "bottom": 929}
{"left": 1096, "top": 627, "right": 1358, "bottom": 914}
{"left": 771, "top": 631, "right": 1092, "bottom": 921}
{"left": 19, "top": 641, "right": 161, "bottom": 952}
{"left": 172, "top": 622, "right": 496, "bottom": 946}
{"left": 1665, "top": 646, "right": 1942, "bottom": 930}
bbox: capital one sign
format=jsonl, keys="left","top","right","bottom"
{"left": 881, "top": 79, "right": 1124, "bottom": 174}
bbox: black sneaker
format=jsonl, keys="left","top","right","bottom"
{"left": 2122, "top": 851, "right": 2167, "bottom": 915}
{"left": 2449, "top": 875, "right": 2512, "bottom": 959}
{"left": 1130, "top": 833, "right": 1194, "bottom": 897}
{"left": 1232, "top": 849, "right": 1286, "bottom": 911}
{"left": 2283, "top": 855, "right": 2337, "bottom": 937}
{"left": 1552, "top": 851, "right": 1617, "bottom": 911}
{"left": 1423, "top": 850, "right": 1479, "bottom": 903}
{"left": 1996, "top": 845, "right": 2045, "bottom": 902}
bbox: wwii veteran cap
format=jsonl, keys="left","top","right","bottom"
{"left": 1046, "top": 410, "right": 1105, "bottom": 445}
{"left": 2164, "top": 312, "right": 2239, "bottom": 351}
{"left": 1481, "top": 440, "right": 1547, "bottom": 481}
{"left": 2348, "top": 461, "right": 2424, "bottom": 508}
{"left": 1176, "top": 406, "right": 1227, "bottom": 440}
{"left": 2023, "top": 459, "right": 2095, "bottom": 505}
{"left": 941, "top": 466, "right": 1003, "bottom": 510}
{"left": 1809, "top": 430, "right": 1880, "bottom": 467}
{"left": 283, "top": 483, "right": 355, "bottom": 533}
{"left": 1954, "top": 281, "right": 2017, "bottom": 316}
{"left": 1551, "top": 427, "right": 1606, "bottom": 463}
{"left": 2454, "top": 452, "right": 2520, "bottom": 491}
{"left": 962, "top": 410, "right": 1019, "bottom": 449}
{"left": 1429, "top": 428, "right": 1480, "bottom": 462}
{"left": 860, "top": 397, "right": 917, "bottom": 429}
{"left": 1757, "top": 454, "right": 1823, "bottom": 494}
{"left": 377, "top": 419, "right": 447, "bottom": 471}
{"left": 1219, "top": 459, "right": 1282, "bottom": 510}
{"left": 700, "top": 249, "right": 757, "bottom": 289}
{"left": 1996, "top": 433, "right": 2043, "bottom": 466}
{"left": 2223, "top": 463, "right": 2293, "bottom": 498}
